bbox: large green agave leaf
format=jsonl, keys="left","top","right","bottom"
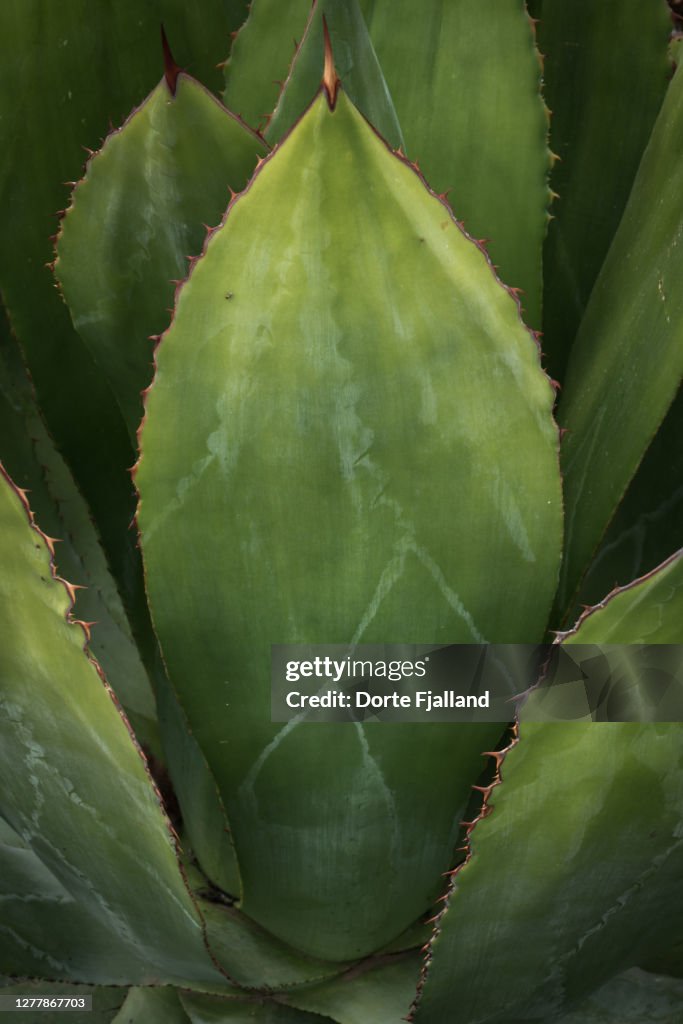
{"left": 136, "top": 85, "right": 561, "bottom": 959}
{"left": 197, "top": 901, "right": 351, "bottom": 990}
{"left": 0, "top": 814, "right": 130, "bottom": 982}
{"left": 0, "top": 303, "right": 236, "bottom": 897}
{"left": 413, "top": 555, "right": 683, "bottom": 1023}
{"left": 0, "top": 307, "right": 157, "bottom": 749}
{"left": 265, "top": 0, "right": 403, "bottom": 149}
{"left": 223, "top": 0, "right": 314, "bottom": 130}
{"left": 359, "top": 0, "right": 549, "bottom": 328}
{"left": 56, "top": 68, "right": 266, "bottom": 443}
{"left": 282, "top": 953, "right": 421, "bottom": 1023}
{"left": 556, "top": 57, "right": 683, "bottom": 617}
{"left": 569, "top": 387, "right": 683, "bottom": 627}
{"left": 181, "top": 994, "right": 334, "bottom": 1024}
{"left": 158, "top": 676, "right": 242, "bottom": 898}
{"left": 52, "top": 66, "right": 265, "bottom": 890}
{"left": 559, "top": 550, "right": 683, "bottom": 645}
{"left": 112, "top": 987, "right": 191, "bottom": 1024}
{"left": 0, "top": 470, "right": 226, "bottom": 987}
{"left": 0, "top": 2, "right": 245, "bottom": 614}
{"left": 536, "top": 0, "right": 671, "bottom": 380}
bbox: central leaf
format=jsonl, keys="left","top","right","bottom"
{"left": 136, "top": 89, "right": 562, "bottom": 959}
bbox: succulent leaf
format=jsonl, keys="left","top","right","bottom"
{"left": 223, "top": 0, "right": 314, "bottom": 130}
{"left": 181, "top": 993, "right": 335, "bottom": 1023}
{"left": 537, "top": 0, "right": 672, "bottom": 379}
{"left": 56, "top": 73, "right": 266, "bottom": 442}
{"left": 158, "top": 676, "right": 242, "bottom": 899}
{"left": 560, "top": 550, "right": 683, "bottom": 645}
{"left": 0, "top": 306, "right": 157, "bottom": 748}
{"left": 282, "top": 952, "right": 422, "bottom": 1024}
{"left": 112, "top": 987, "right": 191, "bottom": 1024}
{"left": 557, "top": 57, "right": 683, "bottom": 618}
{"left": 0, "top": 469, "right": 225, "bottom": 986}
{"left": 195, "top": 899, "right": 352, "bottom": 991}
{"left": 413, "top": 556, "right": 683, "bottom": 1022}
{"left": 265, "top": 0, "right": 404, "bottom": 150}
{"left": 136, "top": 87, "right": 561, "bottom": 959}
{"left": 569, "top": 387, "right": 683, "bottom": 628}
{"left": 556, "top": 968, "right": 683, "bottom": 1024}
{"left": 359, "top": 0, "right": 549, "bottom": 328}
{"left": 0, "top": 2, "right": 244, "bottom": 604}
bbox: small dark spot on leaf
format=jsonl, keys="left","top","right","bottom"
{"left": 225, "top": 292, "right": 234, "bottom": 300}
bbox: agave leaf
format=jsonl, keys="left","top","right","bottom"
{"left": 536, "top": 0, "right": 671, "bottom": 380}
{"left": 556, "top": 57, "right": 683, "bottom": 618}
{"left": 0, "top": 307, "right": 158, "bottom": 749}
{"left": 52, "top": 67, "right": 265, "bottom": 891}
{"left": 265, "top": 0, "right": 404, "bottom": 149}
{"left": 197, "top": 901, "right": 352, "bottom": 991}
{"left": 136, "top": 86, "right": 561, "bottom": 959}
{"left": 0, "top": 972, "right": 125, "bottom": 1023}
{"left": 559, "top": 550, "right": 683, "bottom": 645}
{"left": 112, "top": 987, "right": 191, "bottom": 1024}
{"left": 158, "top": 676, "right": 241, "bottom": 898}
{"left": 556, "top": 968, "right": 683, "bottom": 1024}
{"left": 413, "top": 556, "right": 683, "bottom": 1023}
{"left": 0, "top": 470, "right": 226, "bottom": 987}
{"left": 223, "top": 0, "right": 313, "bottom": 130}
{"left": 0, "top": 2, "right": 244, "bottom": 611}
{"left": 360, "top": 0, "right": 549, "bottom": 328}
{"left": 282, "top": 953, "right": 421, "bottom": 1024}
{"left": 56, "top": 71, "right": 266, "bottom": 443}
{"left": 568, "top": 387, "right": 683, "bottom": 628}
{"left": 181, "top": 993, "right": 335, "bottom": 1024}
{"left": 0, "top": 814, "right": 129, "bottom": 982}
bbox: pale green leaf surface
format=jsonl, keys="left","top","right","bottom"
{"left": 0, "top": 815, "right": 132, "bottom": 981}
{"left": 414, "top": 721, "right": 683, "bottom": 1022}
{"left": 0, "top": 472, "right": 225, "bottom": 987}
{"left": 112, "top": 987, "right": 191, "bottom": 1024}
{"left": 137, "top": 89, "right": 561, "bottom": 959}
{"left": 360, "top": 0, "right": 549, "bottom": 327}
{"left": 557, "top": 59, "right": 683, "bottom": 616}
{"left": 158, "top": 675, "right": 241, "bottom": 898}
{"left": 223, "top": 0, "right": 312, "bottom": 130}
{"left": 182, "top": 993, "right": 334, "bottom": 1024}
{"left": 198, "top": 902, "right": 351, "bottom": 991}
{"left": 265, "top": 0, "right": 404, "bottom": 150}
{"left": 537, "top": 0, "right": 671, "bottom": 380}
{"left": 414, "top": 558, "right": 683, "bottom": 1022}
{"left": 561, "top": 551, "right": 683, "bottom": 646}
{"left": 56, "top": 73, "right": 266, "bottom": 441}
{"left": 283, "top": 954, "right": 421, "bottom": 1024}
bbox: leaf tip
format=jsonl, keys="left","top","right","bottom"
{"left": 160, "top": 24, "right": 181, "bottom": 96}
{"left": 322, "top": 16, "right": 341, "bottom": 110}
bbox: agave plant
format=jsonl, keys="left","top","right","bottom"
{"left": 1, "top": 1, "right": 682, "bottom": 1021}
